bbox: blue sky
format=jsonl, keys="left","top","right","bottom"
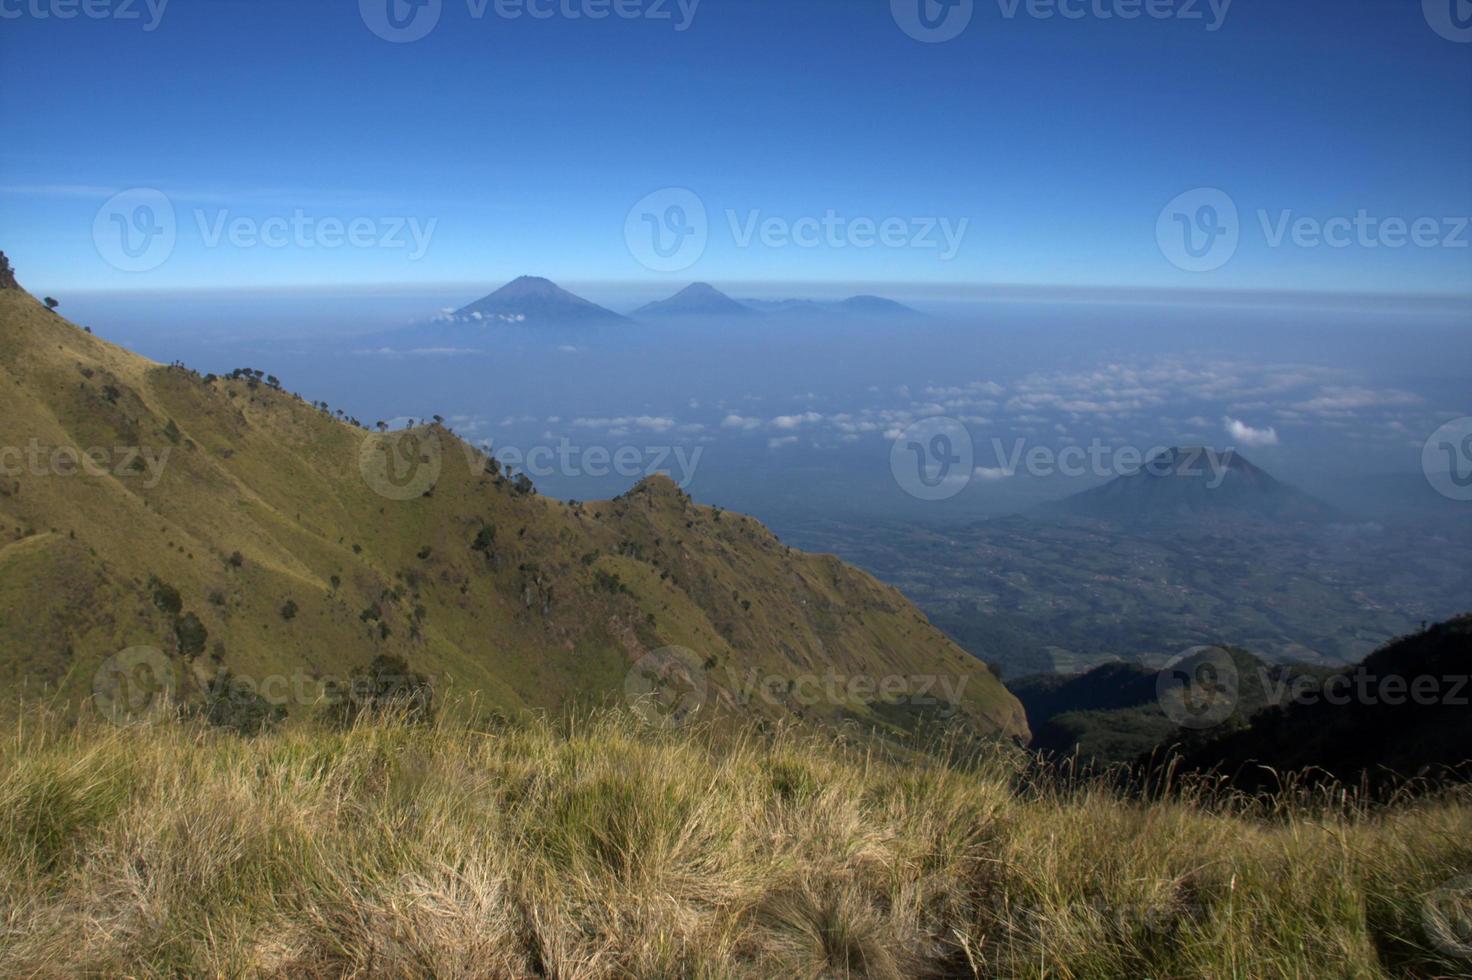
{"left": 1, "top": 0, "right": 1469, "bottom": 294}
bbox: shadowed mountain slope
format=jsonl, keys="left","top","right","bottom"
{"left": 1170, "top": 616, "right": 1472, "bottom": 790}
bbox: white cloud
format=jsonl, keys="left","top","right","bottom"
{"left": 1292, "top": 386, "right": 1421, "bottom": 415}
{"left": 973, "top": 466, "right": 1014, "bottom": 481}
{"left": 1223, "top": 417, "right": 1280, "bottom": 448}
{"left": 572, "top": 415, "right": 677, "bottom": 433}
{"left": 771, "top": 412, "right": 823, "bottom": 430}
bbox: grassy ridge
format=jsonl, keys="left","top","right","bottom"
{"left": 0, "top": 284, "right": 1023, "bottom": 739}
{"left": 1, "top": 708, "right": 1469, "bottom": 977}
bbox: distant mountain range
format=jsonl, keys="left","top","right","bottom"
{"left": 1039, "top": 447, "right": 1338, "bottom": 525}
{"left": 736, "top": 294, "right": 922, "bottom": 318}
{"left": 438, "top": 277, "right": 920, "bottom": 328}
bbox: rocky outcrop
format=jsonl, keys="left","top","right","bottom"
{"left": 0, "top": 252, "right": 18, "bottom": 290}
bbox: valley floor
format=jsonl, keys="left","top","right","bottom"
{"left": 2, "top": 710, "right": 1470, "bottom": 978}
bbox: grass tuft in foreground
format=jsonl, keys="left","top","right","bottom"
{"left": 1, "top": 708, "right": 1469, "bottom": 978}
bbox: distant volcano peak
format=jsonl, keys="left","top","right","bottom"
{"left": 452, "top": 276, "right": 627, "bottom": 325}
{"left": 1042, "top": 447, "right": 1336, "bottom": 525}
{"left": 634, "top": 282, "right": 755, "bottom": 318}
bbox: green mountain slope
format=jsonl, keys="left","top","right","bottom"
{"left": 0, "top": 267, "right": 1025, "bottom": 739}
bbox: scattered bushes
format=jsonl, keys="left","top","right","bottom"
{"left": 148, "top": 575, "right": 182, "bottom": 615}
{"left": 196, "top": 670, "right": 287, "bottom": 735}
{"left": 322, "top": 654, "right": 434, "bottom": 727}
{"left": 174, "top": 612, "right": 208, "bottom": 658}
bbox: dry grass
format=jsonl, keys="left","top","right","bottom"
{"left": 1, "top": 708, "right": 1469, "bottom": 978}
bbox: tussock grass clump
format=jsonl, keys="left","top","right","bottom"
{"left": 0, "top": 709, "right": 1469, "bottom": 978}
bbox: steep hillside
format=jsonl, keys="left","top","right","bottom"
{"left": 0, "top": 272, "right": 1024, "bottom": 738}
